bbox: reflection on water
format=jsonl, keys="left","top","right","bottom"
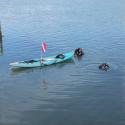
{"left": 0, "top": 42, "right": 3, "bottom": 55}
{"left": 42, "top": 79, "right": 48, "bottom": 89}
{"left": 0, "top": 23, "right": 3, "bottom": 55}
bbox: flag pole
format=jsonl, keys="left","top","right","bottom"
{"left": 41, "top": 50, "right": 43, "bottom": 60}
{"left": 40, "top": 46, "right": 43, "bottom": 65}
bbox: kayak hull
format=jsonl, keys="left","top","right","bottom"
{"left": 10, "top": 51, "right": 74, "bottom": 68}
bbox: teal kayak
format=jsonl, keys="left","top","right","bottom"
{"left": 10, "top": 51, "right": 74, "bottom": 68}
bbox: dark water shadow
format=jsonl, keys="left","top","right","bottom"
{"left": 74, "top": 55, "right": 84, "bottom": 61}
{"left": 10, "top": 59, "right": 75, "bottom": 76}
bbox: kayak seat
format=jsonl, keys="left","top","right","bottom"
{"left": 56, "top": 54, "right": 65, "bottom": 59}
{"left": 24, "top": 60, "right": 38, "bottom": 63}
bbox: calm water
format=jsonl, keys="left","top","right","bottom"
{"left": 0, "top": 0, "right": 125, "bottom": 125}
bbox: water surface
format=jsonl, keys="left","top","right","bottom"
{"left": 0, "top": 0, "right": 125, "bottom": 125}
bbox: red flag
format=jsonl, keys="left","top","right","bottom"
{"left": 41, "top": 41, "right": 47, "bottom": 52}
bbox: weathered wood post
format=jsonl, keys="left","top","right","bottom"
{"left": 0, "top": 23, "right": 3, "bottom": 55}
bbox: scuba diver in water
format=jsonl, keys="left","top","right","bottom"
{"left": 74, "top": 48, "right": 84, "bottom": 57}
{"left": 99, "top": 63, "right": 110, "bottom": 71}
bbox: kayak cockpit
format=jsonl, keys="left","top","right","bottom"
{"left": 23, "top": 59, "right": 38, "bottom": 63}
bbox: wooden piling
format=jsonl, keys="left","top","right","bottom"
{"left": 0, "top": 23, "right": 2, "bottom": 41}
{"left": 0, "top": 23, "right": 3, "bottom": 55}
